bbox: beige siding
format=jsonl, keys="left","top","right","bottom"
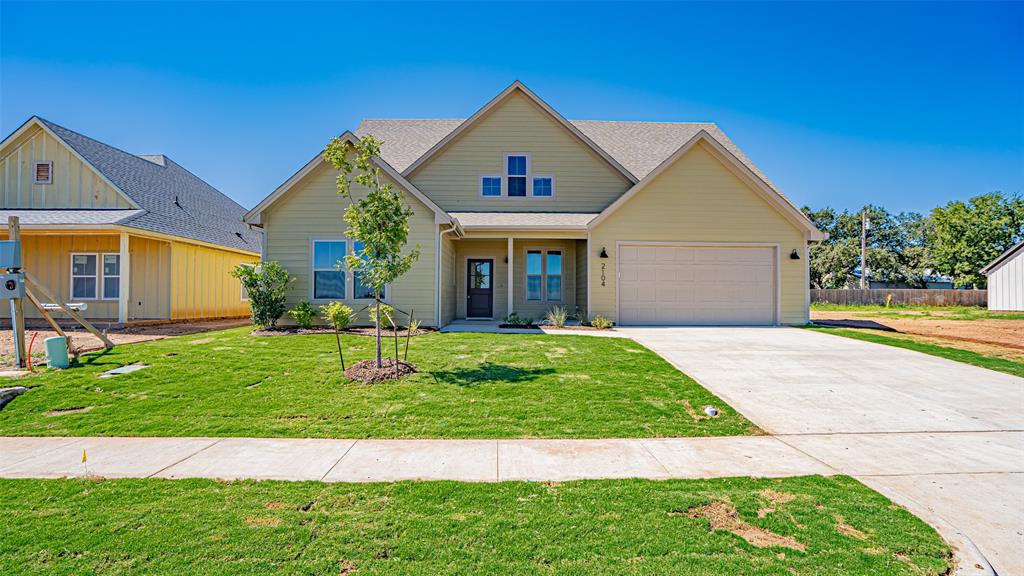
{"left": 440, "top": 229, "right": 458, "bottom": 325}
{"left": 128, "top": 236, "right": 172, "bottom": 320}
{"left": 452, "top": 240, "right": 507, "bottom": 319}
{"left": 589, "top": 142, "right": 809, "bottom": 325}
{"left": 0, "top": 125, "right": 132, "bottom": 209}
{"left": 511, "top": 239, "right": 578, "bottom": 320}
{"left": 170, "top": 242, "right": 257, "bottom": 320}
{"left": 575, "top": 239, "right": 587, "bottom": 315}
{"left": 0, "top": 232, "right": 120, "bottom": 320}
{"left": 409, "top": 91, "right": 632, "bottom": 212}
{"left": 262, "top": 160, "right": 437, "bottom": 326}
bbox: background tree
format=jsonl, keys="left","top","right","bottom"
{"left": 323, "top": 135, "right": 420, "bottom": 369}
{"left": 930, "top": 192, "right": 1024, "bottom": 288}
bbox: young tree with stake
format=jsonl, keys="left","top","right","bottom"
{"left": 322, "top": 134, "right": 419, "bottom": 369}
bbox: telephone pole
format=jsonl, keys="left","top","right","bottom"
{"left": 860, "top": 210, "right": 869, "bottom": 289}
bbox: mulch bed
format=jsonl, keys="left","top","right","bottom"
{"left": 344, "top": 358, "right": 418, "bottom": 383}
{"left": 252, "top": 327, "right": 433, "bottom": 338}
{"left": 541, "top": 325, "right": 607, "bottom": 332}
{"left": 498, "top": 324, "right": 542, "bottom": 329}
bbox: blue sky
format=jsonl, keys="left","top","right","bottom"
{"left": 2, "top": 1, "right": 1021, "bottom": 214}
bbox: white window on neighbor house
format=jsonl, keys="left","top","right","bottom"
{"left": 33, "top": 161, "right": 53, "bottom": 185}
{"left": 71, "top": 254, "right": 98, "bottom": 300}
{"left": 532, "top": 176, "right": 554, "bottom": 197}
{"left": 102, "top": 254, "right": 121, "bottom": 299}
{"left": 480, "top": 176, "right": 502, "bottom": 197}
{"left": 506, "top": 154, "right": 528, "bottom": 197}
{"left": 352, "top": 241, "right": 387, "bottom": 300}
{"left": 312, "top": 239, "right": 346, "bottom": 300}
{"left": 526, "top": 249, "right": 563, "bottom": 301}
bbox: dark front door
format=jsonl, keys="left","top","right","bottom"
{"left": 466, "top": 259, "right": 494, "bottom": 318}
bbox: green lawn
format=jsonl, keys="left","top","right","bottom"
{"left": 811, "top": 303, "right": 1023, "bottom": 321}
{"left": 0, "top": 328, "right": 753, "bottom": 438}
{"left": 0, "top": 475, "right": 950, "bottom": 575}
{"left": 806, "top": 325, "right": 1024, "bottom": 378}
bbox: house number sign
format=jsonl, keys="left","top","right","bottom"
{"left": 601, "top": 263, "right": 606, "bottom": 287}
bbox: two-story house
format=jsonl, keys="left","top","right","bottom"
{"left": 244, "top": 82, "right": 824, "bottom": 327}
{"left": 0, "top": 117, "right": 260, "bottom": 323}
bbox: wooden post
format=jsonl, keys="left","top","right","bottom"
{"left": 24, "top": 271, "right": 114, "bottom": 349}
{"left": 8, "top": 216, "right": 26, "bottom": 368}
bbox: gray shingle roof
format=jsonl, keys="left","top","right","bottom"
{"left": 0, "top": 209, "right": 145, "bottom": 226}
{"left": 450, "top": 212, "right": 597, "bottom": 229}
{"left": 355, "top": 118, "right": 782, "bottom": 195}
{"left": 37, "top": 118, "right": 260, "bottom": 252}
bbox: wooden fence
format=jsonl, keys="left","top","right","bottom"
{"left": 811, "top": 289, "right": 987, "bottom": 307}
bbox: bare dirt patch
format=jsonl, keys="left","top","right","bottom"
{"left": 244, "top": 516, "right": 281, "bottom": 528}
{"left": 682, "top": 501, "right": 806, "bottom": 551}
{"left": 344, "top": 358, "right": 418, "bottom": 383}
{"left": 45, "top": 406, "right": 93, "bottom": 417}
{"left": 812, "top": 311, "right": 1024, "bottom": 358}
{"left": 835, "top": 515, "right": 868, "bottom": 540}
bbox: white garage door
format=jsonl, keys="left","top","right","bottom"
{"left": 618, "top": 244, "right": 776, "bottom": 325}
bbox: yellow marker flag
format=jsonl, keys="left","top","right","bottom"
{"left": 82, "top": 449, "right": 87, "bottom": 463}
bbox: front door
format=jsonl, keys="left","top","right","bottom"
{"left": 466, "top": 259, "right": 494, "bottom": 318}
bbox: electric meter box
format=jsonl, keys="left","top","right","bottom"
{"left": 0, "top": 241, "right": 21, "bottom": 269}
{"left": 0, "top": 272, "right": 25, "bottom": 298}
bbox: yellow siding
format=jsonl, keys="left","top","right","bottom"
{"left": 0, "top": 231, "right": 120, "bottom": 320}
{"left": 511, "top": 238, "right": 578, "bottom": 320}
{"left": 262, "top": 159, "right": 437, "bottom": 326}
{"left": 589, "top": 142, "right": 809, "bottom": 325}
{"left": 440, "top": 230, "right": 458, "bottom": 325}
{"left": 0, "top": 125, "right": 132, "bottom": 209}
{"left": 170, "top": 242, "right": 257, "bottom": 320}
{"left": 574, "top": 239, "right": 587, "bottom": 314}
{"left": 129, "top": 236, "right": 172, "bottom": 320}
{"left": 409, "top": 91, "right": 632, "bottom": 212}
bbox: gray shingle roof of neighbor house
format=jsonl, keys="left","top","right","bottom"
{"left": 981, "top": 240, "right": 1024, "bottom": 275}
{"left": 0, "top": 209, "right": 146, "bottom": 226}
{"left": 355, "top": 118, "right": 784, "bottom": 195}
{"left": 449, "top": 212, "right": 598, "bottom": 229}
{"left": 11, "top": 118, "right": 261, "bottom": 252}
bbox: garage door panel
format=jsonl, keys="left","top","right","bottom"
{"left": 619, "top": 245, "right": 775, "bottom": 326}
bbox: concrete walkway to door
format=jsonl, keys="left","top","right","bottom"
{"left": 620, "top": 326, "right": 1024, "bottom": 576}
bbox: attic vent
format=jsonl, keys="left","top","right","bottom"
{"left": 33, "top": 161, "right": 53, "bottom": 185}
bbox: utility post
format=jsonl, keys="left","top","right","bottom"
{"left": 7, "top": 216, "right": 26, "bottom": 368}
{"left": 860, "top": 210, "right": 869, "bottom": 289}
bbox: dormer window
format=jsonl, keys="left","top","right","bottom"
{"left": 506, "top": 155, "right": 527, "bottom": 197}
{"left": 33, "top": 161, "right": 53, "bottom": 185}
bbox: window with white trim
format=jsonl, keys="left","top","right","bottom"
{"left": 532, "top": 176, "right": 554, "bottom": 197}
{"left": 312, "top": 240, "right": 346, "bottom": 299}
{"left": 481, "top": 176, "right": 502, "bottom": 197}
{"left": 33, "top": 161, "right": 53, "bottom": 185}
{"left": 526, "top": 249, "right": 562, "bottom": 301}
{"left": 102, "top": 254, "right": 121, "bottom": 299}
{"left": 352, "top": 241, "right": 387, "bottom": 300}
{"left": 71, "top": 254, "right": 98, "bottom": 300}
{"left": 507, "top": 155, "right": 527, "bottom": 197}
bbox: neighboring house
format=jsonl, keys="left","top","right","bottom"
{"left": 982, "top": 241, "right": 1024, "bottom": 311}
{"left": 245, "top": 82, "right": 824, "bottom": 327}
{"left": 0, "top": 117, "right": 261, "bottom": 323}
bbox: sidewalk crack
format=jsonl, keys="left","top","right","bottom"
{"left": 319, "top": 440, "right": 358, "bottom": 482}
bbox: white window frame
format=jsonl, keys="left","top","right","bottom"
{"left": 531, "top": 174, "right": 556, "bottom": 198}
{"left": 308, "top": 237, "right": 389, "bottom": 303}
{"left": 101, "top": 254, "right": 121, "bottom": 300}
{"left": 503, "top": 153, "right": 531, "bottom": 198}
{"left": 70, "top": 252, "right": 120, "bottom": 301}
{"left": 33, "top": 161, "right": 53, "bottom": 185}
{"left": 525, "top": 248, "right": 563, "bottom": 302}
{"left": 310, "top": 238, "right": 348, "bottom": 302}
{"left": 479, "top": 174, "right": 502, "bottom": 197}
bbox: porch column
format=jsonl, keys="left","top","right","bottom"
{"left": 118, "top": 232, "right": 130, "bottom": 323}
{"left": 507, "top": 236, "right": 514, "bottom": 318}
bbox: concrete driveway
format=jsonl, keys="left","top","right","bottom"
{"left": 621, "top": 326, "right": 1024, "bottom": 576}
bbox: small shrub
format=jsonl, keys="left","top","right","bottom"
{"left": 590, "top": 315, "right": 614, "bottom": 330}
{"left": 545, "top": 306, "right": 568, "bottom": 327}
{"left": 320, "top": 301, "right": 355, "bottom": 331}
{"left": 287, "top": 301, "right": 316, "bottom": 329}
{"left": 369, "top": 303, "right": 395, "bottom": 328}
{"left": 232, "top": 261, "right": 295, "bottom": 328}
{"left": 407, "top": 319, "right": 422, "bottom": 333}
{"left": 574, "top": 307, "right": 587, "bottom": 324}
{"left": 503, "top": 313, "right": 535, "bottom": 327}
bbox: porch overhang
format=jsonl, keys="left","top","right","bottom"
{"left": 449, "top": 212, "right": 596, "bottom": 239}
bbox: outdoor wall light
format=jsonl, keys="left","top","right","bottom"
{"left": 599, "top": 247, "right": 608, "bottom": 258}
{"left": 790, "top": 249, "right": 800, "bottom": 260}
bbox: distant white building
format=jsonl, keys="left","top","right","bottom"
{"left": 982, "top": 241, "right": 1024, "bottom": 311}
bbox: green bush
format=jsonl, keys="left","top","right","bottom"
{"left": 231, "top": 262, "right": 295, "bottom": 328}
{"left": 574, "top": 307, "right": 587, "bottom": 324}
{"left": 320, "top": 301, "right": 355, "bottom": 331}
{"left": 287, "top": 301, "right": 316, "bottom": 329}
{"left": 369, "top": 303, "right": 395, "bottom": 328}
{"left": 544, "top": 306, "right": 568, "bottom": 327}
{"left": 590, "top": 315, "right": 614, "bottom": 330}
{"left": 503, "top": 313, "right": 535, "bottom": 327}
